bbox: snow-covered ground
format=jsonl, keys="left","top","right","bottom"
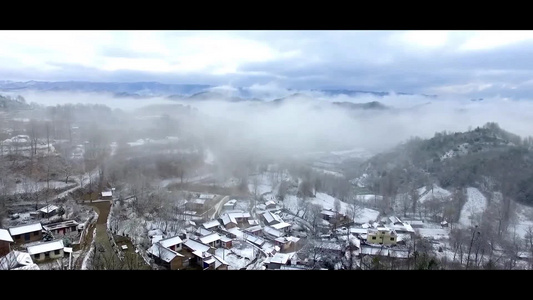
{"left": 12, "top": 180, "right": 75, "bottom": 195}
{"left": 417, "top": 184, "right": 452, "bottom": 203}
{"left": 215, "top": 241, "right": 257, "bottom": 270}
{"left": 511, "top": 202, "right": 533, "bottom": 239}
{"left": 204, "top": 149, "right": 215, "bottom": 165}
{"left": 458, "top": 187, "right": 488, "bottom": 227}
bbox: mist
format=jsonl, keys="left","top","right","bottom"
{"left": 14, "top": 89, "right": 533, "bottom": 162}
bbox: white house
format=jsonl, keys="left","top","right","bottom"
{"left": 158, "top": 236, "right": 183, "bottom": 252}
{"left": 27, "top": 239, "right": 64, "bottom": 262}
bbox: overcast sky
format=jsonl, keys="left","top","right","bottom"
{"left": 2, "top": 30, "right": 533, "bottom": 99}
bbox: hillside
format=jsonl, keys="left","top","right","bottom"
{"left": 358, "top": 122, "right": 533, "bottom": 206}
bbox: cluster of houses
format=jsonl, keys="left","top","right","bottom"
{"left": 0, "top": 203, "right": 85, "bottom": 270}
{"left": 147, "top": 197, "right": 306, "bottom": 270}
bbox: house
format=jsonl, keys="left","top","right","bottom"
{"left": 262, "top": 211, "right": 283, "bottom": 225}
{"left": 315, "top": 242, "right": 345, "bottom": 256}
{"left": 263, "top": 226, "right": 284, "bottom": 240}
{"left": 244, "top": 225, "right": 262, "bottom": 236}
{"left": 0, "top": 250, "right": 34, "bottom": 270}
{"left": 212, "top": 255, "right": 229, "bottom": 270}
{"left": 9, "top": 223, "right": 43, "bottom": 244}
{"left": 227, "top": 211, "right": 251, "bottom": 224}
{"left": 223, "top": 199, "right": 237, "bottom": 210}
{"left": 273, "top": 237, "right": 292, "bottom": 251}
{"left": 367, "top": 227, "right": 398, "bottom": 245}
{"left": 147, "top": 242, "right": 186, "bottom": 270}
{"left": 202, "top": 220, "right": 221, "bottom": 231}
{"left": 27, "top": 239, "right": 64, "bottom": 262}
{"left": 38, "top": 204, "right": 59, "bottom": 219}
{"left": 320, "top": 209, "right": 336, "bottom": 221}
{"left": 43, "top": 220, "right": 79, "bottom": 236}
{"left": 182, "top": 239, "right": 215, "bottom": 268}
{"left": 441, "top": 220, "right": 449, "bottom": 228}
{"left": 220, "top": 235, "right": 233, "bottom": 249}
{"left": 199, "top": 233, "right": 221, "bottom": 248}
{"left": 196, "top": 227, "right": 213, "bottom": 237}
{"left": 101, "top": 190, "right": 113, "bottom": 200}
{"left": 271, "top": 222, "right": 291, "bottom": 233}
{"left": 158, "top": 236, "right": 183, "bottom": 252}
{"left": 264, "top": 252, "right": 294, "bottom": 269}
{"left": 390, "top": 222, "right": 415, "bottom": 235}
{"left": 187, "top": 198, "right": 208, "bottom": 211}
{"left": 225, "top": 227, "right": 243, "bottom": 239}
{"left": 220, "top": 214, "right": 238, "bottom": 229}
{"left": 0, "top": 229, "right": 14, "bottom": 257}
{"left": 265, "top": 200, "right": 277, "bottom": 209}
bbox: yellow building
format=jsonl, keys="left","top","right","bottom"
{"left": 366, "top": 227, "right": 397, "bottom": 245}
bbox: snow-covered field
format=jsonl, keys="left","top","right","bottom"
{"left": 511, "top": 202, "right": 533, "bottom": 239}
{"left": 12, "top": 180, "right": 74, "bottom": 195}
{"left": 215, "top": 241, "right": 257, "bottom": 270}
{"left": 417, "top": 184, "right": 452, "bottom": 203}
{"left": 458, "top": 187, "right": 488, "bottom": 227}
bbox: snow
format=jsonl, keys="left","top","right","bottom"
{"left": 27, "top": 239, "right": 64, "bottom": 255}
{"left": 199, "top": 233, "right": 221, "bottom": 244}
{"left": 101, "top": 191, "right": 112, "bottom": 197}
{"left": 271, "top": 222, "right": 291, "bottom": 230}
{"left": 263, "top": 226, "right": 283, "bottom": 238}
{"left": 9, "top": 222, "right": 42, "bottom": 236}
{"left": 458, "top": 187, "right": 488, "bottom": 227}
{"left": 215, "top": 245, "right": 253, "bottom": 270}
{"left": 0, "top": 229, "right": 13, "bottom": 242}
{"left": 202, "top": 220, "right": 221, "bottom": 229}
{"left": 270, "top": 252, "right": 292, "bottom": 264}
{"left": 0, "top": 251, "right": 34, "bottom": 270}
{"left": 226, "top": 227, "right": 244, "bottom": 239}
{"left": 355, "top": 208, "right": 380, "bottom": 224}
{"left": 416, "top": 227, "right": 450, "bottom": 240}
{"left": 418, "top": 184, "right": 452, "bottom": 203}
{"left": 159, "top": 236, "right": 183, "bottom": 248}
{"left": 148, "top": 243, "right": 183, "bottom": 262}
{"left": 183, "top": 239, "right": 210, "bottom": 253}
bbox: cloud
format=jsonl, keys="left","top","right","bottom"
{"left": 3, "top": 31, "right": 533, "bottom": 99}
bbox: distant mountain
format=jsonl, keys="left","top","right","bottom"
{"left": 0, "top": 81, "right": 212, "bottom": 97}
{"left": 318, "top": 89, "right": 438, "bottom": 98}
{"left": 332, "top": 101, "right": 389, "bottom": 110}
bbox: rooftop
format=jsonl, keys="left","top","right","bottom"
{"left": 199, "top": 233, "right": 221, "bottom": 244}
{"left": 27, "top": 239, "right": 64, "bottom": 255}
{"left": 43, "top": 220, "right": 79, "bottom": 231}
{"left": 159, "top": 236, "right": 183, "bottom": 248}
{"left": 38, "top": 204, "right": 58, "bottom": 213}
{"left": 271, "top": 222, "right": 291, "bottom": 230}
{"left": 270, "top": 252, "right": 292, "bottom": 264}
{"left": 9, "top": 223, "right": 42, "bottom": 236}
{"left": 202, "top": 220, "right": 221, "bottom": 229}
{"left": 184, "top": 239, "right": 211, "bottom": 253}
{"left": 0, "top": 229, "right": 13, "bottom": 242}
{"left": 147, "top": 243, "right": 183, "bottom": 263}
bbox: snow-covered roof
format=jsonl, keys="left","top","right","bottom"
{"left": 159, "top": 236, "right": 183, "bottom": 248}
{"left": 228, "top": 212, "right": 251, "bottom": 219}
{"left": 286, "top": 236, "right": 300, "bottom": 243}
{"left": 244, "top": 225, "right": 262, "bottom": 233}
{"left": 204, "top": 257, "right": 216, "bottom": 264}
{"left": 0, "top": 251, "right": 34, "bottom": 270}
{"left": 101, "top": 191, "right": 112, "bottom": 197}
{"left": 64, "top": 247, "right": 73, "bottom": 253}
{"left": 221, "top": 214, "right": 237, "bottom": 225}
{"left": 263, "top": 226, "right": 283, "bottom": 238}
{"left": 262, "top": 211, "right": 283, "bottom": 224}
{"left": 270, "top": 252, "right": 291, "bottom": 264}
{"left": 38, "top": 204, "right": 58, "bottom": 213}
{"left": 151, "top": 235, "right": 164, "bottom": 244}
{"left": 321, "top": 210, "right": 336, "bottom": 216}
{"left": 227, "top": 227, "right": 242, "bottom": 235}
{"left": 199, "top": 194, "right": 215, "bottom": 200}
{"left": 199, "top": 233, "right": 221, "bottom": 244}
{"left": 192, "top": 250, "right": 211, "bottom": 258}
{"left": 43, "top": 220, "right": 79, "bottom": 231}
{"left": 220, "top": 236, "right": 232, "bottom": 243}
{"left": 202, "top": 220, "right": 221, "bottom": 229}
{"left": 274, "top": 237, "right": 288, "bottom": 244}
{"left": 224, "top": 199, "right": 237, "bottom": 206}
{"left": 248, "top": 219, "right": 259, "bottom": 226}
{"left": 213, "top": 255, "right": 229, "bottom": 268}
{"left": 271, "top": 222, "right": 291, "bottom": 230}
{"left": 391, "top": 222, "right": 415, "bottom": 233}
{"left": 184, "top": 239, "right": 211, "bottom": 253}
{"left": 265, "top": 200, "right": 276, "bottom": 206}
{"left": 196, "top": 228, "right": 213, "bottom": 237}
{"left": 13, "top": 263, "right": 40, "bottom": 270}
{"left": 0, "top": 229, "right": 13, "bottom": 242}
{"left": 27, "top": 240, "right": 64, "bottom": 255}
{"left": 148, "top": 243, "right": 183, "bottom": 263}
{"left": 389, "top": 216, "right": 402, "bottom": 224}
{"left": 349, "top": 228, "right": 368, "bottom": 235}
{"left": 246, "top": 235, "right": 265, "bottom": 246}
{"left": 191, "top": 198, "right": 207, "bottom": 205}
{"left": 9, "top": 223, "right": 42, "bottom": 236}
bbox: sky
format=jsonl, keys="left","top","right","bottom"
{"left": 2, "top": 30, "right": 533, "bottom": 99}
